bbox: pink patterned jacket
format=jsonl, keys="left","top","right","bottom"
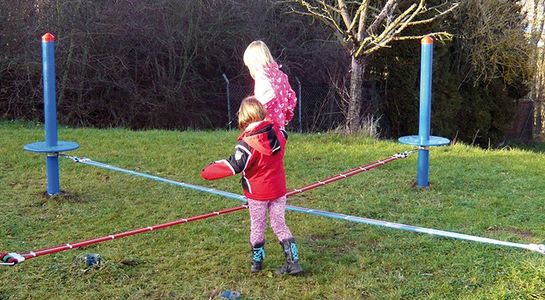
{"left": 254, "top": 62, "right": 297, "bottom": 129}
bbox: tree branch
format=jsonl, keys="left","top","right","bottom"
{"left": 292, "top": 0, "right": 460, "bottom": 58}
{"left": 408, "top": 2, "right": 460, "bottom": 26}
{"left": 293, "top": 1, "right": 349, "bottom": 49}
{"left": 355, "top": 2, "right": 419, "bottom": 57}
{"left": 347, "top": 0, "right": 369, "bottom": 40}
{"left": 337, "top": 0, "right": 353, "bottom": 31}
{"left": 357, "top": 1, "right": 370, "bottom": 38}
{"left": 368, "top": 0, "right": 396, "bottom": 34}
{"left": 393, "top": 32, "right": 453, "bottom": 41}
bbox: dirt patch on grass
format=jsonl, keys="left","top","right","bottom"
{"left": 41, "top": 190, "right": 88, "bottom": 203}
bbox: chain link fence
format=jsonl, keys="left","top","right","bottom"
{"left": 221, "top": 74, "right": 345, "bottom": 132}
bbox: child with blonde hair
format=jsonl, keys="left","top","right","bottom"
{"left": 201, "top": 96, "right": 302, "bottom": 275}
{"left": 243, "top": 40, "right": 297, "bottom": 129}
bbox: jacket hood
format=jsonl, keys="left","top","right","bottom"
{"left": 239, "top": 121, "right": 281, "bottom": 156}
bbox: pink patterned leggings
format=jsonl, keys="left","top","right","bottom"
{"left": 247, "top": 195, "right": 293, "bottom": 246}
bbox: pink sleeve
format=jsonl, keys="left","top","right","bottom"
{"left": 278, "top": 71, "right": 297, "bottom": 125}
{"left": 285, "top": 90, "right": 297, "bottom": 124}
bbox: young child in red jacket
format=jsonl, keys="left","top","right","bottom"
{"left": 201, "top": 96, "right": 302, "bottom": 275}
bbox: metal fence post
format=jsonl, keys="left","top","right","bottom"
{"left": 296, "top": 76, "right": 302, "bottom": 133}
{"left": 222, "top": 73, "right": 231, "bottom": 130}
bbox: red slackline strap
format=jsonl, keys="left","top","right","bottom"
{"left": 1, "top": 205, "right": 248, "bottom": 265}
{"left": 286, "top": 155, "right": 402, "bottom": 196}
{"left": 2, "top": 151, "right": 412, "bottom": 265}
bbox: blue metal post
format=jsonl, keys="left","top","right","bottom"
{"left": 24, "top": 33, "right": 79, "bottom": 195}
{"left": 416, "top": 36, "right": 433, "bottom": 188}
{"left": 398, "top": 36, "right": 449, "bottom": 187}
{"left": 42, "top": 33, "right": 60, "bottom": 195}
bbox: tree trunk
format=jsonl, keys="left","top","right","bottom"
{"left": 530, "top": 0, "right": 545, "bottom": 135}
{"left": 346, "top": 56, "right": 367, "bottom": 132}
{"left": 536, "top": 101, "right": 543, "bottom": 135}
{"left": 534, "top": 44, "right": 545, "bottom": 135}
{"left": 536, "top": 69, "right": 544, "bottom": 135}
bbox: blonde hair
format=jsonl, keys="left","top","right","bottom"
{"left": 238, "top": 96, "right": 267, "bottom": 131}
{"left": 243, "top": 40, "right": 276, "bottom": 78}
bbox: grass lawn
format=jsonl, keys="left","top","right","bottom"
{"left": 1, "top": 120, "right": 545, "bottom": 299}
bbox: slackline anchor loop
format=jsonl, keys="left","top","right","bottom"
{"left": 0, "top": 252, "right": 25, "bottom": 266}
{"left": 61, "top": 154, "right": 90, "bottom": 163}
{"left": 393, "top": 150, "right": 416, "bottom": 159}
{"left": 529, "top": 244, "right": 545, "bottom": 254}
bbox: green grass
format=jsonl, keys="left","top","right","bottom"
{"left": 1, "top": 119, "right": 545, "bottom": 299}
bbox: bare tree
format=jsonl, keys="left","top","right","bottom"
{"left": 291, "top": 0, "right": 459, "bottom": 132}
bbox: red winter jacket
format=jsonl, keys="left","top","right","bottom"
{"left": 201, "top": 120, "right": 287, "bottom": 201}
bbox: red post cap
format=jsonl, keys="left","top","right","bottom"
{"left": 42, "top": 33, "right": 55, "bottom": 43}
{"left": 421, "top": 35, "right": 433, "bottom": 45}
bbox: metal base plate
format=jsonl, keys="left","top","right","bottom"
{"left": 398, "top": 135, "right": 450, "bottom": 146}
{"left": 24, "top": 141, "right": 80, "bottom": 153}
